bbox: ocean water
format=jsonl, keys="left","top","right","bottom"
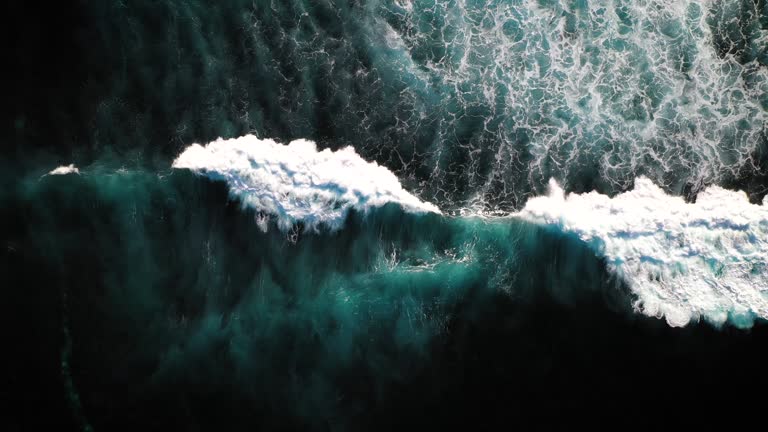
{"left": 4, "top": 0, "right": 768, "bottom": 429}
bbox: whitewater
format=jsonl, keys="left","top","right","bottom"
{"left": 169, "top": 135, "right": 768, "bottom": 328}
{"left": 518, "top": 177, "right": 768, "bottom": 328}
{"left": 172, "top": 136, "right": 441, "bottom": 231}
{"left": 10, "top": 1, "right": 768, "bottom": 428}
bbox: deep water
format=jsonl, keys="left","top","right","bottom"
{"left": 4, "top": 0, "right": 768, "bottom": 430}
{"left": 6, "top": 167, "right": 768, "bottom": 430}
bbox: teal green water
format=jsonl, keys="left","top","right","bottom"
{"left": 23, "top": 0, "right": 767, "bottom": 207}
{"left": 4, "top": 0, "right": 768, "bottom": 429}
{"left": 7, "top": 166, "right": 626, "bottom": 428}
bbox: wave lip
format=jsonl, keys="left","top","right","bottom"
{"left": 172, "top": 135, "right": 441, "bottom": 231}
{"left": 518, "top": 177, "right": 768, "bottom": 328}
{"left": 46, "top": 164, "right": 80, "bottom": 176}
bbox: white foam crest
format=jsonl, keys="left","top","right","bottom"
{"left": 47, "top": 164, "right": 80, "bottom": 176}
{"left": 172, "top": 135, "right": 441, "bottom": 231}
{"left": 517, "top": 177, "right": 768, "bottom": 328}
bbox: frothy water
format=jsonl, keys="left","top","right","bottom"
{"left": 365, "top": 0, "right": 768, "bottom": 209}
{"left": 7, "top": 1, "right": 768, "bottom": 428}
{"left": 46, "top": 164, "right": 80, "bottom": 176}
{"left": 172, "top": 136, "right": 440, "bottom": 231}
{"left": 73, "top": 0, "right": 768, "bottom": 211}
{"left": 173, "top": 135, "right": 768, "bottom": 328}
{"left": 518, "top": 177, "right": 768, "bottom": 327}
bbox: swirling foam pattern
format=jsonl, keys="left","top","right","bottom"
{"left": 364, "top": 0, "right": 768, "bottom": 209}
{"left": 71, "top": 0, "right": 767, "bottom": 212}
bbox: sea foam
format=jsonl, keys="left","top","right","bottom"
{"left": 518, "top": 177, "right": 768, "bottom": 328}
{"left": 47, "top": 164, "right": 80, "bottom": 176}
{"left": 172, "top": 135, "right": 441, "bottom": 231}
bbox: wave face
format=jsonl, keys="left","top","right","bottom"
{"left": 8, "top": 165, "right": 627, "bottom": 430}
{"left": 171, "top": 136, "right": 768, "bottom": 327}
{"left": 518, "top": 177, "right": 768, "bottom": 327}
{"left": 172, "top": 136, "right": 440, "bottom": 231}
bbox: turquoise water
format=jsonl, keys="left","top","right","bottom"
{"left": 8, "top": 167, "right": 626, "bottom": 429}
{"left": 4, "top": 0, "right": 768, "bottom": 429}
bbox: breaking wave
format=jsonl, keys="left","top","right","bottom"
{"left": 172, "top": 136, "right": 441, "bottom": 231}
{"left": 173, "top": 135, "right": 768, "bottom": 328}
{"left": 46, "top": 164, "right": 80, "bottom": 176}
{"left": 518, "top": 177, "right": 768, "bottom": 327}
